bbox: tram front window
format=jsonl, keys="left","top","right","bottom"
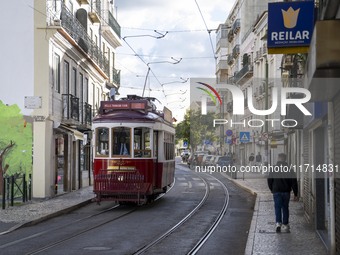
{"left": 134, "top": 127, "right": 151, "bottom": 158}
{"left": 96, "top": 128, "right": 109, "bottom": 156}
{"left": 112, "top": 127, "right": 131, "bottom": 157}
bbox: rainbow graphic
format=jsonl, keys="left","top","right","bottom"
{"left": 196, "top": 82, "right": 222, "bottom": 105}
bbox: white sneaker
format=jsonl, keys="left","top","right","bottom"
{"left": 281, "top": 224, "right": 290, "bottom": 233}
{"left": 276, "top": 223, "right": 281, "bottom": 233}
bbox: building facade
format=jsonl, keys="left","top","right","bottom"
{"left": 215, "top": 0, "right": 284, "bottom": 165}
{"left": 33, "top": 0, "right": 121, "bottom": 198}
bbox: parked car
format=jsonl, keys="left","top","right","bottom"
{"left": 216, "top": 156, "right": 233, "bottom": 167}
{"left": 203, "top": 155, "right": 213, "bottom": 166}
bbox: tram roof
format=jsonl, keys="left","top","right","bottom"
{"left": 93, "top": 95, "right": 173, "bottom": 125}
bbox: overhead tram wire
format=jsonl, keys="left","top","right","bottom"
{"left": 122, "top": 30, "right": 170, "bottom": 100}
{"left": 194, "top": 0, "right": 217, "bottom": 62}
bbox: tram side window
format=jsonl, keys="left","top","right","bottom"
{"left": 96, "top": 128, "right": 109, "bottom": 156}
{"left": 134, "top": 127, "right": 151, "bottom": 158}
{"left": 112, "top": 127, "right": 131, "bottom": 157}
{"left": 164, "top": 132, "right": 174, "bottom": 160}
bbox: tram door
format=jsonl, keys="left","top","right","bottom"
{"left": 153, "top": 131, "right": 159, "bottom": 187}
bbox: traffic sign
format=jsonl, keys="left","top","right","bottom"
{"left": 183, "top": 141, "right": 188, "bottom": 148}
{"left": 226, "top": 129, "right": 233, "bottom": 136}
{"left": 240, "top": 132, "right": 250, "bottom": 143}
{"left": 262, "top": 132, "right": 269, "bottom": 140}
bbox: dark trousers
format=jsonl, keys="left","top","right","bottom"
{"left": 273, "top": 192, "right": 290, "bottom": 225}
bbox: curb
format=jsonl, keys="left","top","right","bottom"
{"left": 0, "top": 199, "right": 93, "bottom": 236}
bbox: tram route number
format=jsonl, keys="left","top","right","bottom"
{"left": 293, "top": 164, "right": 339, "bottom": 173}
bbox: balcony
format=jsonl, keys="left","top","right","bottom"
{"left": 62, "top": 95, "right": 92, "bottom": 130}
{"left": 47, "top": 1, "right": 109, "bottom": 77}
{"left": 106, "top": 68, "right": 121, "bottom": 89}
{"left": 232, "top": 19, "right": 240, "bottom": 34}
{"left": 228, "top": 29, "right": 234, "bottom": 42}
{"left": 89, "top": 0, "right": 101, "bottom": 23}
{"left": 227, "top": 54, "right": 234, "bottom": 65}
{"left": 62, "top": 94, "right": 80, "bottom": 125}
{"left": 102, "top": 10, "right": 122, "bottom": 47}
{"left": 232, "top": 44, "right": 240, "bottom": 58}
{"left": 234, "top": 64, "right": 253, "bottom": 84}
{"left": 216, "top": 59, "right": 228, "bottom": 71}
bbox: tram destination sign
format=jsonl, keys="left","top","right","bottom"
{"left": 101, "top": 101, "right": 148, "bottom": 113}
{"left": 267, "top": 1, "right": 314, "bottom": 54}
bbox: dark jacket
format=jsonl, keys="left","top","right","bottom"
{"left": 267, "top": 161, "right": 298, "bottom": 196}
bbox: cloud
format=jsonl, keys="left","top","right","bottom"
{"left": 115, "top": 0, "right": 232, "bottom": 121}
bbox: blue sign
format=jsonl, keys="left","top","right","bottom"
{"left": 268, "top": 1, "right": 314, "bottom": 48}
{"left": 226, "top": 129, "right": 233, "bottom": 136}
{"left": 183, "top": 141, "right": 188, "bottom": 148}
{"left": 225, "top": 137, "right": 233, "bottom": 144}
{"left": 240, "top": 132, "right": 250, "bottom": 143}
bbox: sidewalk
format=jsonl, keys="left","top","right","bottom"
{"left": 224, "top": 171, "right": 328, "bottom": 255}
{"left": 0, "top": 186, "right": 95, "bottom": 235}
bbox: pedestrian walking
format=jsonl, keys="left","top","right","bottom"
{"left": 255, "top": 152, "right": 262, "bottom": 165}
{"left": 267, "top": 153, "right": 298, "bottom": 233}
{"left": 248, "top": 153, "right": 254, "bottom": 166}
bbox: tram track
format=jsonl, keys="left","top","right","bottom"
{"left": 132, "top": 170, "right": 230, "bottom": 255}
{"left": 0, "top": 181, "right": 176, "bottom": 254}
{"left": 0, "top": 204, "right": 136, "bottom": 252}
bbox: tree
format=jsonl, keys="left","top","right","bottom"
{"left": 0, "top": 101, "right": 33, "bottom": 194}
{"left": 175, "top": 110, "right": 190, "bottom": 146}
{"left": 175, "top": 109, "right": 218, "bottom": 152}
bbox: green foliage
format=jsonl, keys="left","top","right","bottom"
{"left": 175, "top": 109, "right": 218, "bottom": 152}
{"left": 0, "top": 101, "right": 32, "bottom": 176}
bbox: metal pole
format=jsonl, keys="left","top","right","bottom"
{"left": 265, "top": 57, "right": 269, "bottom": 166}
{"left": 11, "top": 176, "right": 14, "bottom": 206}
{"left": 2, "top": 177, "right": 5, "bottom": 209}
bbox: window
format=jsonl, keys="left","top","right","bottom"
{"left": 79, "top": 73, "right": 83, "bottom": 122}
{"left": 96, "top": 128, "right": 109, "bottom": 157}
{"left": 112, "top": 127, "right": 131, "bottom": 157}
{"left": 134, "top": 127, "right": 151, "bottom": 158}
{"left": 84, "top": 78, "right": 89, "bottom": 103}
{"left": 64, "top": 61, "right": 69, "bottom": 94}
{"left": 71, "top": 67, "right": 77, "bottom": 96}
{"left": 164, "top": 132, "right": 175, "bottom": 160}
{"left": 54, "top": 53, "right": 60, "bottom": 93}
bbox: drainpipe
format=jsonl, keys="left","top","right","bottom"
{"left": 328, "top": 102, "right": 335, "bottom": 255}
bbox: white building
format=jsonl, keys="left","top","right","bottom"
{"left": 215, "top": 0, "right": 284, "bottom": 165}
{"left": 33, "top": 0, "right": 121, "bottom": 198}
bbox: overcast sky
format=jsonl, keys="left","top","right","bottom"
{"left": 115, "top": 0, "right": 233, "bottom": 121}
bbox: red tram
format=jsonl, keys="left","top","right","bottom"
{"left": 92, "top": 95, "right": 175, "bottom": 204}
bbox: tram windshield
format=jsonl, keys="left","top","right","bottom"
{"left": 112, "top": 127, "right": 131, "bottom": 157}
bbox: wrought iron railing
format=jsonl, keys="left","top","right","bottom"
{"left": 234, "top": 64, "right": 253, "bottom": 82}
{"left": 46, "top": 0, "right": 109, "bottom": 77}
{"left": 232, "top": 44, "right": 240, "bottom": 58}
{"left": 62, "top": 94, "right": 80, "bottom": 121}
{"left": 112, "top": 68, "right": 121, "bottom": 85}
{"left": 84, "top": 102, "right": 92, "bottom": 125}
{"left": 105, "top": 10, "right": 121, "bottom": 38}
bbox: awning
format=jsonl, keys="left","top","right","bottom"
{"left": 59, "top": 125, "right": 84, "bottom": 140}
